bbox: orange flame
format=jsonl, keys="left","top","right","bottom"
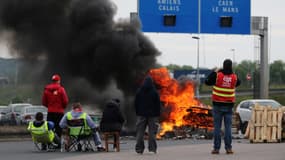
{"left": 149, "top": 68, "right": 212, "bottom": 137}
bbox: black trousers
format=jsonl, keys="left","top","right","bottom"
{"left": 47, "top": 112, "right": 64, "bottom": 137}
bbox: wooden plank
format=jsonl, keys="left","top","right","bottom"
{"left": 281, "top": 108, "right": 285, "bottom": 140}
{"left": 266, "top": 108, "right": 282, "bottom": 143}
{"left": 262, "top": 107, "right": 267, "bottom": 141}
{"left": 253, "top": 139, "right": 264, "bottom": 143}
{"left": 249, "top": 106, "right": 257, "bottom": 141}
{"left": 268, "top": 111, "right": 272, "bottom": 141}
{"left": 271, "top": 110, "right": 277, "bottom": 141}
{"left": 255, "top": 110, "right": 262, "bottom": 141}
{"left": 277, "top": 108, "right": 283, "bottom": 141}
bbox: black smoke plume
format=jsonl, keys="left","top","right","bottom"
{"left": 0, "top": 0, "right": 161, "bottom": 130}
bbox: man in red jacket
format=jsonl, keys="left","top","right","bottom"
{"left": 42, "top": 74, "right": 69, "bottom": 138}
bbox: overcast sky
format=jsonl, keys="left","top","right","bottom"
{"left": 112, "top": 0, "right": 284, "bottom": 68}
{"left": 0, "top": 0, "right": 284, "bottom": 69}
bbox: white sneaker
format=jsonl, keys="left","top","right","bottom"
{"left": 238, "top": 130, "right": 244, "bottom": 139}
{"left": 149, "top": 151, "right": 157, "bottom": 154}
{"left": 51, "top": 142, "right": 58, "bottom": 147}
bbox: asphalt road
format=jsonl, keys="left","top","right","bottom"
{"left": 0, "top": 137, "right": 253, "bottom": 160}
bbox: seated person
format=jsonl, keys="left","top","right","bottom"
{"left": 59, "top": 102, "right": 105, "bottom": 151}
{"left": 27, "top": 112, "right": 60, "bottom": 150}
{"left": 100, "top": 99, "right": 125, "bottom": 149}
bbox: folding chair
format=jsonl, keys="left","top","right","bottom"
{"left": 63, "top": 118, "right": 95, "bottom": 152}
{"left": 28, "top": 124, "right": 58, "bottom": 152}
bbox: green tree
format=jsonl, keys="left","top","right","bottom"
{"left": 166, "top": 64, "right": 181, "bottom": 72}
{"left": 181, "top": 65, "right": 193, "bottom": 70}
{"left": 270, "top": 60, "right": 285, "bottom": 85}
{"left": 235, "top": 60, "right": 257, "bottom": 87}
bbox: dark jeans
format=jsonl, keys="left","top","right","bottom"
{"left": 47, "top": 112, "right": 64, "bottom": 137}
{"left": 135, "top": 116, "right": 159, "bottom": 153}
{"left": 212, "top": 105, "right": 233, "bottom": 150}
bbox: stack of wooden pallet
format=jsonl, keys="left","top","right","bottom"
{"left": 245, "top": 105, "right": 285, "bottom": 143}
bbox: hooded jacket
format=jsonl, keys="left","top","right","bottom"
{"left": 42, "top": 82, "right": 69, "bottom": 113}
{"left": 134, "top": 76, "right": 161, "bottom": 117}
{"left": 100, "top": 99, "right": 125, "bottom": 132}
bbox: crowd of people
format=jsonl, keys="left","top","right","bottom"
{"left": 28, "top": 59, "right": 239, "bottom": 155}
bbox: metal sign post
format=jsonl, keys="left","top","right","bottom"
{"left": 192, "top": 36, "right": 200, "bottom": 98}
{"left": 251, "top": 16, "right": 269, "bottom": 99}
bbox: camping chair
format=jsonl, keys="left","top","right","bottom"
{"left": 63, "top": 118, "right": 95, "bottom": 152}
{"left": 28, "top": 125, "right": 58, "bottom": 152}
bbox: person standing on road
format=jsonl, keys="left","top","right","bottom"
{"left": 42, "top": 74, "right": 69, "bottom": 138}
{"left": 134, "top": 75, "right": 161, "bottom": 154}
{"left": 205, "top": 59, "right": 241, "bottom": 154}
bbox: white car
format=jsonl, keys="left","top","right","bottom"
{"left": 7, "top": 103, "right": 33, "bottom": 125}
{"left": 19, "top": 105, "right": 47, "bottom": 124}
{"left": 0, "top": 106, "right": 9, "bottom": 125}
{"left": 236, "top": 99, "right": 282, "bottom": 134}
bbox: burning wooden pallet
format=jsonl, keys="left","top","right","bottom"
{"left": 161, "top": 125, "right": 213, "bottom": 140}
{"left": 246, "top": 105, "right": 285, "bottom": 143}
{"left": 158, "top": 106, "right": 214, "bottom": 139}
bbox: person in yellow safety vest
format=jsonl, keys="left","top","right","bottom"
{"left": 59, "top": 102, "right": 105, "bottom": 151}
{"left": 66, "top": 112, "right": 92, "bottom": 136}
{"left": 27, "top": 112, "right": 60, "bottom": 150}
{"left": 205, "top": 59, "right": 241, "bottom": 155}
